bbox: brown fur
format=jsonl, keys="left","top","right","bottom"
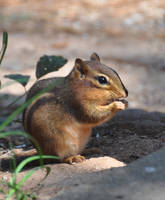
{"left": 23, "top": 53, "right": 128, "bottom": 164}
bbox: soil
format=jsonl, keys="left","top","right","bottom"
{"left": 0, "top": 0, "right": 165, "bottom": 199}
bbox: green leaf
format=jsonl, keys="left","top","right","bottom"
{"left": 0, "top": 32, "right": 8, "bottom": 66}
{"left": 36, "top": 55, "right": 67, "bottom": 79}
{"left": 0, "top": 32, "right": 8, "bottom": 90}
{"left": 4, "top": 74, "right": 30, "bottom": 87}
{"left": 15, "top": 155, "right": 58, "bottom": 174}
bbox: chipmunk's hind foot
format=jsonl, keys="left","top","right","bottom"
{"left": 64, "top": 155, "right": 85, "bottom": 164}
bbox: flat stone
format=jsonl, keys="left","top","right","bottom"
{"left": 50, "top": 147, "right": 165, "bottom": 200}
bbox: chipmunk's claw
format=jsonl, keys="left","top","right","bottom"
{"left": 64, "top": 155, "right": 85, "bottom": 164}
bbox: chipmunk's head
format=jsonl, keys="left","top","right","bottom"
{"left": 70, "top": 53, "right": 128, "bottom": 107}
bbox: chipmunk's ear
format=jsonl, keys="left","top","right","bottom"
{"left": 90, "top": 52, "right": 100, "bottom": 62}
{"left": 74, "top": 58, "right": 88, "bottom": 78}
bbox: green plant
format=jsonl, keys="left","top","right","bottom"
{"left": 0, "top": 32, "right": 8, "bottom": 66}
{"left": 0, "top": 32, "right": 68, "bottom": 199}
{"left": 0, "top": 31, "right": 8, "bottom": 89}
{"left": 0, "top": 131, "right": 58, "bottom": 200}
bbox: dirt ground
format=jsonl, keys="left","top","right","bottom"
{"left": 0, "top": 0, "right": 165, "bottom": 199}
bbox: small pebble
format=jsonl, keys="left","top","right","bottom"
{"left": 145, "top": 166, "right": 156, "bottom": 173}
{"left": 2, "top": 175, "right": 8, "bottom": 181}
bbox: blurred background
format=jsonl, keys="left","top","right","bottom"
{"left": 0, "top": 0, "right": 165, "bottom": 111}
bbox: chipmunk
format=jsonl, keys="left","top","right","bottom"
{"left": 23, "top": 53, "right": 128, "bottom": 164}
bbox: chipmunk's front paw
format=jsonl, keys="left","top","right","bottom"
{"left": 111, "top": 100, "right": 128, "bottom": 111}
{"left": 64, "top": 155, "right": 85, "bottom": 164}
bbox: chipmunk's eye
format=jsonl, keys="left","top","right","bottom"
{"left": 97, "top": 76, "right": 108, "bottom": 85}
